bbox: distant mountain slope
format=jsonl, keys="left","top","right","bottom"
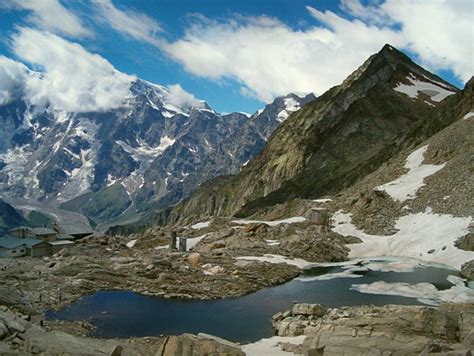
{"left": 0, "top": 198, "right": 28, "bottom": 235}
{"left": 0, "top": 66, "right": 314, "bottom": 229}
{"left": 156, "top": 44, "right": 461, "bottom": 225}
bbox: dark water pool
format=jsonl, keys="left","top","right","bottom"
{"left": 45, "top": 263, "right": 458, "bottom": 343}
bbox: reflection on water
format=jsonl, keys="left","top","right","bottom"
{"left": 45, "top": 262, "right": 459, "bottom": 343}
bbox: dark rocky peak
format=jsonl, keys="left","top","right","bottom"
{"left": 339, "top": 44, "right": 457, "bottom": 96}
{"left": 464, "top": 76, "right": 474, "bottom": 91}
{"left": 155, "top": 45, "right": 462, "bottom": 224}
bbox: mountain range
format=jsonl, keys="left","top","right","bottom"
{"left": 144, "top": 44, "right": 470, "bottom": 226}
{"left": 0, "top": 67, "right": 314, "bottom": 230}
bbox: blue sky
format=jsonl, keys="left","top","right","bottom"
{"left": 0, "top": 0, "right": 472, "bottom": 114}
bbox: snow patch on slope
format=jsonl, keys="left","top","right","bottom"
{"left": 277, "top": 97, "right": 301, "bottom": 122}
{"left": 462, "top": 111, "right": 474, "bottom": 120}
{"left": 375, "top": 145, "right": 445, "bottom": 202}
{"left": 232, "top": 216, "right": 306, "bottom": 226}
{"left": 235, "top": 254, "right": 314, "bottom": 269}
{"left": 116, "top": 136, "right": 175, "bottom": 163}
{"left": 0, "top": 146, "right": 39, "bottom": 198}
{"left": 394, "top": 73, "right": 456, "bottom": 102}
{"left": 190, "top": 220, "right": 211, "bottom": 229}
{"left": 242, "top": 336, "right": 306, "bottom": 356}
{"left": 331, "top": 210, "right": 472, "bottom": 270}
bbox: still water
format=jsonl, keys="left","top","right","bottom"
{"left": 46, "top": 262, "right": 458, "bottom": 343}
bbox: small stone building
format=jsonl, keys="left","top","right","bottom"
{"left": 53, "top": 222, "right": 93, "bottom": 240}
{"left": 0, "top": 236, "right": 51, "bottom": 258}
{"left": 31, "top": 227, "right": 58, "bottom": 241}
{"left": 49, "top": 240, "right": 74, "bottom": 254}
{"left": 306, "top": 208, "right": 329, "bottom": 226}
{"left": 24, "top": 239, "right": 52, "bottom": 257}
{"left": 0, "top": 235, "right": 28, "bottom": 257}
{"left": 9, "top": 226, "right": 34, "bottom": 239}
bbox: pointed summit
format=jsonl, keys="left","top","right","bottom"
{"left": 163, "top": 46, "right": 462, "bottom": 221}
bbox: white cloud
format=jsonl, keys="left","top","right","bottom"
{"left": 9, "top": 27, "right": 133, "bottom": 112}
{"left": 164, "top": 84, "right": 206, "bottom": 111}
{"left": 381, "top": 0, "right": 473, "bottom": 83}
{"left": 162, "top": 1, "right": 473, "bottom": 102}
{"left": 2, "top": 0, "right": 92, "bottom": 38}
{"left": 0, "top": 56, "right": 29, "bottom": 105}
{"left": 163, "top": 12, "right": 403, "bottom": 102}
{"left": 91, "top": 0, "right": 163, "bottom": 46}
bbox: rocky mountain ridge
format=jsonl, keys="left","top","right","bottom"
{"left": 153, "top": 44, "right": 462, "bottom": 225}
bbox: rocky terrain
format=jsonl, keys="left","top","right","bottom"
{"left": 0, "top": 215, "right": 355, "bottom": 314}
{"left": 271, "top": 303, "right": 474, "bottom": 355}
{"left": 0, "top": 306, "right": 246, "bottom": 355}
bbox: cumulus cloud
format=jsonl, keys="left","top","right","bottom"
{"left": 2, "top": 0, "right": 92, "bottom": 38}
{"left": 91, "top": 0, "right": 163, "bottom": 46}
{"left": 164, "top": 84, "right": 206, "bottom": 111}
{"left": 162, "top": 12, "right": 403, "bottom": 102}
{"left": 381, "top": 0, "right": 473, "bottom": 83}
{"left": 9, "top": 27, "right": 133, "bottom": 112}
{"left": 162, "top": 1, "right": 473, "bottom": 102}
{"left": 0, "top": 56, "right": 29, "bottom": 105}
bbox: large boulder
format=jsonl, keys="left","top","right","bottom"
{"left": 292, "top": 303, "right": 327, "bottom": 317}
{"left": 187, "top": 253, "right": 201, "bottom": 268}
{"left": 461, "top": 260, "right": 474, "bottom": 280}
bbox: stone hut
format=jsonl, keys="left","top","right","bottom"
{"left": 31, "top": 227, "right": 58, "bottom": 241}
{"left": 0, "top": 235, "right": 51, "bottom": 258}
{"left": 306, "top": 208, "right": 329, "bottom": 226}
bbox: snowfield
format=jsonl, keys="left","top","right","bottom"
{"left": 351, "top": 275, "right": 474, "bottom": 305}
{"left": 190, "top": 220, "right": 212, "bottom": 229}
{"left": 462, "top": 111, "right": 474, "bottom": 120}
{"left": 236, "top": 254, "right": 315, "bottom": 269}
{"left": 242, "top": 335, "right": 306, "bottom": 356}
{"left": 232, "top": 216, "right": 306, "bottom": 226}
{"left": 375, "top": 145, "right": 445, "bottom": 202}
{"left": 332, "top": 210, "right": 472, "bottom": 270}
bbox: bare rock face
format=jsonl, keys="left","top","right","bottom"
{"left": 157, "top": 333, "right": 244, "bottom": 356}
{"left": 461, "top": 260, "right": 474, "bottom": 280}
{"left": 0, "top": 307, "right": 166, "bottom": 355}
{"left": 272, "top": 303, "right": 474, "bottom": 355}
{"left": 272, "top": 304, "right": 327, "bottom": 336}
{"left": 292, "top": 303, "right": 327, "bottom": 317}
